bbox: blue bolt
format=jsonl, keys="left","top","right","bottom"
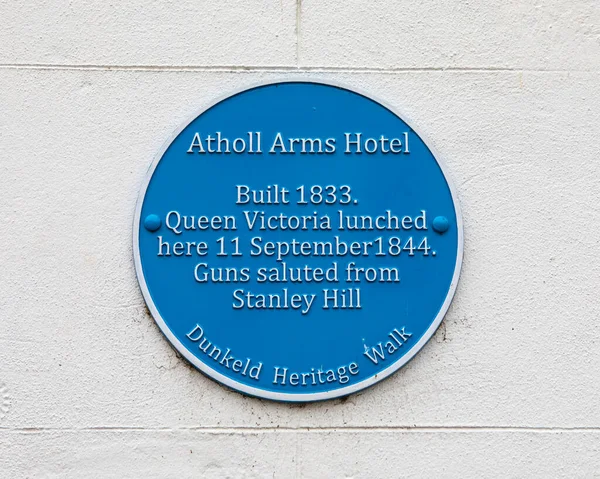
{"left": 144, "top": 214, "right": 162, "bottom": 232}
{"left": 432, "top": 216, "right": 449, "bottom": 234}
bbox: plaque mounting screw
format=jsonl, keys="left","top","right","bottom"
{"left": 144, "top": 214, "right": 162, "bottom": 232}
{"left": 432, "top": 216, "right": 449, "bottom": 234}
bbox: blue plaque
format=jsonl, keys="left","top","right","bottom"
{"left": 133, "top": 80, "right": 463, "bottom": 401}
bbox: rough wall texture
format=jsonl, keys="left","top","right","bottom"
{"left": 1, "top": 1, "right": 599, "bottom": 477}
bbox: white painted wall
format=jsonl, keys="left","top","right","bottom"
{"left": 1, "top": 1, "right": 599, "bottom": 477}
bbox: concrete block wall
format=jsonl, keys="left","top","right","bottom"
{"left": 1, "top": 1, "right": 599, "bottom": 477}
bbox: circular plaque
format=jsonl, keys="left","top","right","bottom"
{"left": 134, "top": 80, "right": 463, "bottom": 401}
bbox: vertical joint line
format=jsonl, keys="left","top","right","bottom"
{"left": 295, "top": 0, "right": 302, "bottom": 68}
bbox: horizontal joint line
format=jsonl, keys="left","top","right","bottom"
{"left": 2, "top": 426, "right": 600, "bottom": 434}
{"left": 0, "top": 64, "right": 592, "bottom": 73}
